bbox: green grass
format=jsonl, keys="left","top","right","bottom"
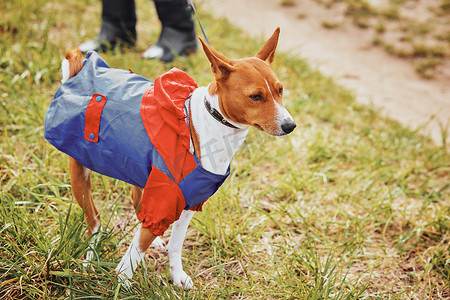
{"left": 1, "top": 0, "right": 449, "bottom": 299}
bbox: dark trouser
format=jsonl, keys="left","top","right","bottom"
{"left": 153, "top": 0, "right": 194, "bottom": 33}
{"left": 99, "top": 0, "right": 194, "bottom": 44}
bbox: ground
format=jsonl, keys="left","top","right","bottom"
{"left": 205, "top": 0, "right": 450, "bottom": 145}
{"left": 0, "top": 0, "right": 448, "bottom": 298}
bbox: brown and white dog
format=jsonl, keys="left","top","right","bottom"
{"left": 62, "top": 28, "right": 295, "bottom": 289}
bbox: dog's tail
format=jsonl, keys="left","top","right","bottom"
{"left": 61, "top": 48, "right": 83, "bottom": 84}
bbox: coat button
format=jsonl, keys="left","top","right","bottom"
{"left": 96, "top": 96, "right": 102, "bottom": 102}
{"left": 89, "top": 133, "right": 95, "bottom": 140}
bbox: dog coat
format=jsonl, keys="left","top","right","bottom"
{"left": 44, "top": 51, "right": 230, "bottom": 235}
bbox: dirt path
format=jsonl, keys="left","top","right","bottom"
{"left": 204, "top": 0, "right": 450, "bottom": 145}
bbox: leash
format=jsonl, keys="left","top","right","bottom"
{"left": 188, "top": 0, "right": 211, "bottom": 46}
{"left": 188, "top": 2, "right": 238, "bottom": 129}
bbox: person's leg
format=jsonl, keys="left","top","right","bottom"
{"left": 79, "top": 0, "right": 137, "bottom": 53}
{"left": 142, "top": 0, "right": 197, "bottom": 62}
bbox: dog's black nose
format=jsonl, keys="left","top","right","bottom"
{"left": 281, "top": 121, "right": 296, "bottom": 134}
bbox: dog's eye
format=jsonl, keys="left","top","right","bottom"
{"left": 279, "top": 88, "right": 283, "bottom": 95}
{"left": 249, "top": 94, "right": 263, "bottom": 101}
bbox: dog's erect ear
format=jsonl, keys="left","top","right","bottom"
{"left": 199, "top": 37, "right": 236, "bottom": 81}
{"left": 256, "top": 27, "right": 280, "bottom": 64}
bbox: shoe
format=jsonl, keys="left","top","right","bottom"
{"left": 78, "top": 38, "right": 135, "bottom": 54}
{"left": 78, "top": 21, "right": 136, "bottom": 54}
{"left": 78, "top": 39, "right": 111, "bottom": 53}
{"left": 142, "top": 26, "right": 197, "bottom": 63}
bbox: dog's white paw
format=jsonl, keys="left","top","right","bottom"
{"left": 82, "top": 260, "right": 90, "bottom": 270}
{"left": 117, "top": 273, "right": 132, "bottom": 289}
{"left": 171, "top": 269, "right": 193, "bottom": 289}
{"left": 151, "top": 237, "right": 166, "bottom": 251}
{"left": 82, "top": 250, "right": 95, "bottom": 270}
{"left": 86, "top": 249, "right": 94, "bottom": 261}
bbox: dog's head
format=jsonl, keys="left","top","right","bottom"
{"left": 200, "top": 27, "right": 296, "bottom": 136}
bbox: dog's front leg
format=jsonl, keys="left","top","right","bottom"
{"left": 116, "top": 225, "right": 156, "bottom": 287}
{"left": 167, "top": 210, "right": 195, "bottom": 289}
